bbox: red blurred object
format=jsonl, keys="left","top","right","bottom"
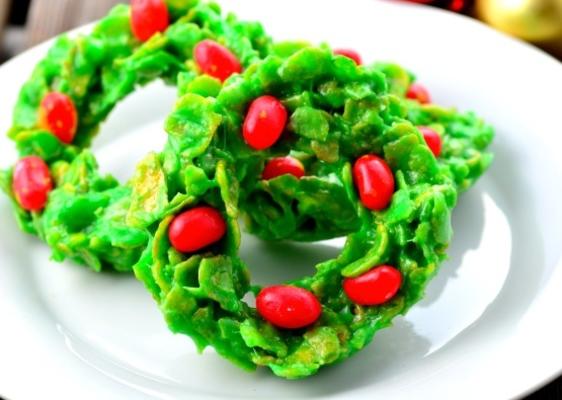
{"left": 400, "top": 0, "right": 471, "bottom": 12}
{"left": 449, "top": 0, "right": 467, "bottom": 12}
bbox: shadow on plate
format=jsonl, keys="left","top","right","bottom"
{"left": 419, "top": 185, "right": 486, "bottom": 306}
{"left": 415, "top": 137, "right": 548, "bottom": 364}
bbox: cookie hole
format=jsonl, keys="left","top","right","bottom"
{"left": 92, "top": 81, "right": 176, "bottom": 183}
{"left": 239, "top": 233, "right": 344, "bottom": 286}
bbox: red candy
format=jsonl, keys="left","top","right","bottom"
{"left": 168, "top": 206, "right": 227, "bottom": 253}
{"left": 194, "top": 40, "right": 242, "bottom": 82}
{"left": 12, "top": 156, "right": 53, "bottom": 211}
{"left": 406, "top": 83, "right": 431, "bottom": 104}
{"left": 262, "top": 157, "right": 305, "bottom": 180}
{"left": 352, "top": 154, "right": 395, "bottom": 211}
{"left": 343, "top": 265, "right": 402, "bottom": 306}
{"left": 418, "top": 126, "right": 442, "bottom": 157}
{"left": 256, "top": 285, "right": 322, "bottom": 329}
{"left": 334, "top": 48, "right": 362, "bottom": 65}
{"left": 131, "top": 0, "right": 169, "bottom": 42}
{"left": 243, "top": 95, "right": 287, "bottom": 150}
{"left": 39, "top": 92, "right": 78, "bottom": 144}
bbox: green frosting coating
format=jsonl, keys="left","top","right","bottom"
{"left": 131, "top": 48, "right": 493, "bottom": 378}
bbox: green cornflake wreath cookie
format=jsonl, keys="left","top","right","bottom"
{"left": 0, "top": 0, "right": 271, "bottom": 271}
{"left": 240, "top": 56, "right": 494, "bottom": 242}
{"left": 130, "top": 46, "right": 494, "bottom": 379}
{"left": 0, "top": 0, "right": 495, "bottom": 380}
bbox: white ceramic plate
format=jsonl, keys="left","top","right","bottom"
{"left": 1, "top": 0, "right": 562, "bottom": 399}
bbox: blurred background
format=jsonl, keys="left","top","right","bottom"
{"left": 0, "top": 0, "right": 558, "bottom": 399}
{"left": 0, "top": 0, "right": 561, "bottom": 61}
{"left": 411, "top": 0, "right": 562, "bottom": 59}
{"left": 0, "top": 0, "right": 125, "bottom": 61}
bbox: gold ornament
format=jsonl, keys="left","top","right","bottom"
{"left": 476, "top": 0, "right": 562, "bottom": 42}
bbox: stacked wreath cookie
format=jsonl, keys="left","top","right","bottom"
{"left": 0, "top": 0, "right": 493, "bottom": 379}
{"left": 0, "top": 0, "right": 270, "bottom": 271}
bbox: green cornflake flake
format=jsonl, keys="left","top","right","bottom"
{"left": 127, "top": 152, "right": 169, "bottom": 228}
